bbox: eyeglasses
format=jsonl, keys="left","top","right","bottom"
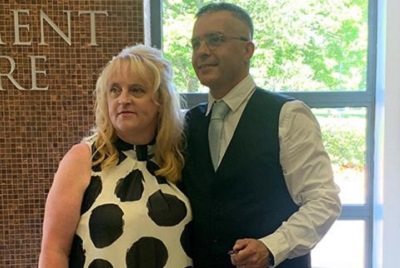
{"left": 190, "top": 32, "right": 248, "bottom": 51}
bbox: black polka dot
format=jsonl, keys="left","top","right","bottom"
{"left": 81, "top": 176, "right": 102, "bottom": 215}
{"left": 146, "top": 160, "right": 158, "bottom": 174}
{"left": 181, "top": 221, "right": 193, "bottom": 259}
{"left": 126, "top": 237, "right": 168, "bottom": 268}
{"left": 92, "top": 145, "right": 127, "bottom": 172}
{"left": 89, "top": 204, "right": 124, "bottom": 248}
{"left": 146, "top": 161, "right": 168, "bottom": 184}
{"left": 88, "top": 259, "right": 113, "bottom": 268}
{"left": 92, "top": 163, "right": 102, "bottom": 172}
{"left": 147, "top": 190, "right": 187, "bottom": 226}
{"left": 91, "top": 144, "right": 102, "bottom": 172}
{"left": 115, "top": 169, "right": 144, "bottom": 201}
{"left": 117, "top": 150, "right": 127, "bottom": 164}
{"left": 69, "top": 235, "right": 85, "bottom": 268}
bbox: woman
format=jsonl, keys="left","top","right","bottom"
{"left": 39, "top": 44, "right": 193, "bottom": 268}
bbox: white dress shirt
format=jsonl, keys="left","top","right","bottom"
{"left": 207, "top": 75, "right": 341, "bottom": 267}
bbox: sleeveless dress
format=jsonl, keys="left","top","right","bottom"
{"left": 69, "top": 138, "right": 193, "bottom": 268}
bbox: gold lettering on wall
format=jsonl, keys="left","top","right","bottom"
{"left": 0, "top": 56, "right": 25, "bottom": 90}
{"left": 40, "top": 10, "right": 72, "bottom": 45}
{"left": 0, "top": 9, "right": 109, "bottom": 90}
{"left": 13, "top": 10, "right": 32, "bottom": 45}
{"left": 78, "top": 11, "right": 109, "bottom": 46}
{"left": 0, "top": 55, "right": 48, "bottom": 90}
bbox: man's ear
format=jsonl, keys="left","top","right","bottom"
{"left": 244, "top": 41, "right": 255, "bottom": 63}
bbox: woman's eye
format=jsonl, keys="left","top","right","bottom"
{"left": 109, "top": 86, "right": 120, "bottom": 94}
{"left": 130, "top": 86, "right": 145, "bottom": 95}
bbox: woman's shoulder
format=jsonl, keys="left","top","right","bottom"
{"left": 58, "top": 143, "right": 92, "bottom": 170}
{"left": 68, "top": 142, "right": 92, "bottom": 158}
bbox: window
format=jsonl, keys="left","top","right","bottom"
{"left": 152, "top": 0, "right": 376, "bottom": 267}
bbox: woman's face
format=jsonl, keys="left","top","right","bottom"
{"left": 107, "top": 61, "right": 159, "bottom": 145}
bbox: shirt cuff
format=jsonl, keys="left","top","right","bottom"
{"left": 259, "top": 232, "right": 290, "bottom": 267}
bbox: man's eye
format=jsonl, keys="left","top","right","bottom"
{"left": 191, "top": 39, "right": 200, "bottom": 50}
{"left": 207, "top": 35, "right": 222, "bottom": 45}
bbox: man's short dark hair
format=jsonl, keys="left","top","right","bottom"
{"left": 196, "top": 2, "right": 254, "bottom": 40}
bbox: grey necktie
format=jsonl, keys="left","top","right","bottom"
{"left": 208, "top": 101, "right": 230, "bottom": 170}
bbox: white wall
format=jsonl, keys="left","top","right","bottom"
{"left": 374, "top": 0, "right": 400, "bottom": 267}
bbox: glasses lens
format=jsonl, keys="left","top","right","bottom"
{"left": 191, "top": 38, "right": 200, "bottom": 50}
{"left": 206, "top": 33, "right": 223, "bottom": 49}
{"left": 191, "top": 33, "right": 225, "bottom": 51}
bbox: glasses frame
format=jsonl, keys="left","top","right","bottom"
{"left": 191, "top": 32, "right": 249, "bottom": 51}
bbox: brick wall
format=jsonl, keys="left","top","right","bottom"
{"left": 0, "top": 1, "right": 148, "bottom": 266}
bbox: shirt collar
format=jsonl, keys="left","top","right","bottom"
{"left": 206, "top": 75, "right": 257, "bottom": 116}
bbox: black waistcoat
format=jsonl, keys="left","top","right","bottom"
{"left": 182, "top": 88, "right": 311, "bottom": 268}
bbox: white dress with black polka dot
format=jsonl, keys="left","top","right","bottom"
{"left": 69, "top": 139, "right": 193, "bottom": 268}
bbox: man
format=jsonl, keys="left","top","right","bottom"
{"left": 181, "top": 3, "right": 341, "bottom": 268}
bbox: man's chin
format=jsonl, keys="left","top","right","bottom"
{"left": 198, "top": 75, "right": 216, "bottom": 88}
{"left": 198, "top": 80, "right": 213, "bottom": 89}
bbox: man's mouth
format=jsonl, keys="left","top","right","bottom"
{"left": 198, "top": 63, "right": 217, "bottom": 70}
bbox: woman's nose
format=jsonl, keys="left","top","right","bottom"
{"left": 118, "top": 90, "right": 131, "bottom": 104}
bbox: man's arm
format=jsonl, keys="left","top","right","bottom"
{"left": 259, "top": 100, "right": 341, "bottom": 266}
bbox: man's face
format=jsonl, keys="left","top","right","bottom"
{"left": 191, "top": 11, "right": 254, "bottom": 98}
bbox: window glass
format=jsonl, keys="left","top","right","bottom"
{"left": 162, "top": 0, "right": 368, "bottom": 93}
{"left": 312, "top": 220, "right": 365, "bottom": 268}
{"left": 160, "top": 1, "right": 374, "bottom": 267}
{"left": 313, "top": 107, "right": 367, "bottom": 205}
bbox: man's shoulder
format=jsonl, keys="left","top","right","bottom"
{"left": 250, "top": 88, "right": 295, "bottom": 110}
{"left": 186, "top": 102, "right": 208, "bottom": 116}
{"left": 254, "top": 87, "right": 295, "bottom": 102}
{"left": 184, "top": 102, "right": 208, "bottom": 127}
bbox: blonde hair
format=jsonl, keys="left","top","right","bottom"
{"left": 85, "top": 44, "right": 185, "bottom": 183}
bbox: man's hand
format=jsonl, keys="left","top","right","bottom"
{"left": 229, "top": 238, "right": 271, "bottom": 268}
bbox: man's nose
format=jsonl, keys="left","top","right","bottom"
{"left": 195, "top": 40, "right": 211, "bottom": 54}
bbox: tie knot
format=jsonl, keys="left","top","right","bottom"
{"left": 211, "top": 101, "right": 229, "bottom": 120}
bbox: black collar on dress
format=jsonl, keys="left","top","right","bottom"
{"left": 114, "top": 138, "right": 155, "bottom": 161}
